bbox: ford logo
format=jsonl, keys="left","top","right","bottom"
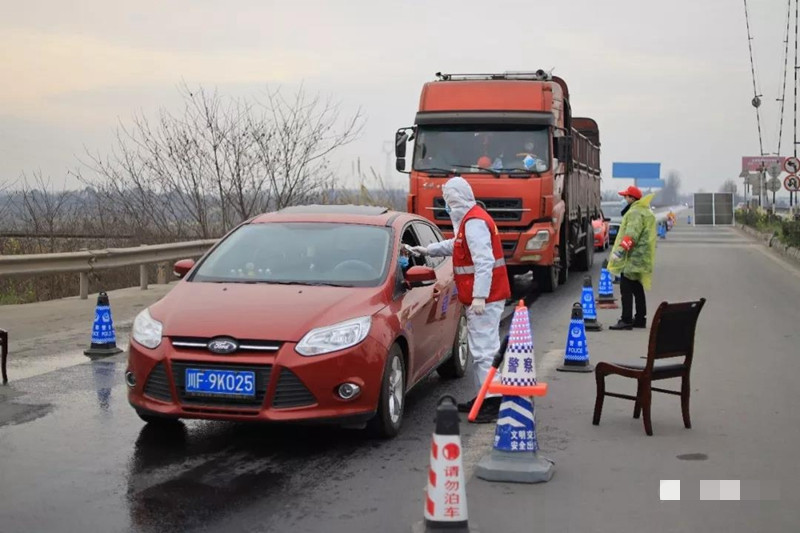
{"left": 207, "top": 338, "right": 239, "bottom": 354}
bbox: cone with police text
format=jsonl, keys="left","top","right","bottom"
{"left": 474, "top": 301, "right": 554, "bottom": 483}
{"left": 84, "top": 291, "right": 123, "bottom": 358}
{"left": 596, "top": 259, "right": 618, "bottom": 309}
{"left": 418, "top": 395, "right": 470, "bottom": 533}
{"left": 557, "top": 303, "right": 593, "bottom": 372}
{"left": 581, "top": 275, "right": 603, "bottom": 331}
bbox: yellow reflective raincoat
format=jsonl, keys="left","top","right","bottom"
{"left": 607, "top": 193, "right": 657, "bottom": 290}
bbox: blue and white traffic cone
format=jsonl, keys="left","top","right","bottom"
{"left": 84, "top": 291, "right": 123, "bottom": 358}
{"left": 597, "top": 259, "right": 618, "bottom": 309}
{"left": 557, "top": 303, "right": 593, "bottom": 373}
{"left": 475, "top": 303, "right": 554, "bottom": 484}
{"left": 91, "top": 360, "right": 116, "bottom": 410}
{"left": 581, "top": 276, "right": 603, "bottom": 331}
{"left": 658, "top": 222, "right": 667, "bottom": 239}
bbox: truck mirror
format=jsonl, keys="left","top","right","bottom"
{"left": 395, "top": 128, "right": 410, "bottom": 158}
{"left": 554, "top": 136, "right": 572, "bottom": 162}
{"left": 396, "top": 157, "right": 407, "bottom": 173}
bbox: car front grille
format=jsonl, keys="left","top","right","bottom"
{"left": 143, "top": 363, "right": 173, "bottom": 402}
{"left": 170, "top": 336, "right": 282, "bottom": 354}
{"left": 433, "top": 197, "right": 523, "bottom": 222}
{"left": 272, "top": 368, "right": 317, "bottom": 408}
{"left": 171, "top": 361, "right": 272, "bottom": 408}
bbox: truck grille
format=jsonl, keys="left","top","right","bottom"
{"left": 171, "top": 361, "right": 272, "bottom": 408}
{"left": 433, "top": 197, "right": 523, "bottom": 222}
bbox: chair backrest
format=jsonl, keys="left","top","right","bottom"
{"left": 646, "top": 299, "right": 706, "bottom": 368}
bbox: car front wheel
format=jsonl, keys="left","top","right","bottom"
{"left": 368, "top": 344, "right": 406, "bottom": 438}
{"left": 437, "top": 311, "right": 469, "bottom": 379}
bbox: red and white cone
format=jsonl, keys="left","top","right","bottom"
{"left": 416, "top": 395, "right": 470, "bottom": 533}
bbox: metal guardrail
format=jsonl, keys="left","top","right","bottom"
{"left": 0, "top": 240, "right": 217, "bottom": 299}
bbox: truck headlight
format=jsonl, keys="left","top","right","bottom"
{"left": 593, "top": 226, "right": 603, "bottom": 234}
{"left": 132, "top": 308, "right": 163, "bottom": 349}
{"left": 525, "top": 230, "right": 551, "bottom": 251}
{"left": 296, "top": 316, "right": 372, "bottom": 356}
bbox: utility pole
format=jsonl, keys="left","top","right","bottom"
{"left": 794, "top": 0, "right": 798, "bottom": 207}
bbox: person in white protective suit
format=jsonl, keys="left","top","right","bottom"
{"left": 410, "top": 177, "right": 511, "bottom": 423}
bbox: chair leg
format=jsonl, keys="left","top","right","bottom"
{"left": 592, "top": 371, "right": 605, "bottom": 425}
{"left": 633, "top": 380, "right": 642, "bottom": 419}
{"left": 641, "top": 383, "right": 653, "bottom": 436}
{"left": 681, "top": 374, "right": 691, "bottom": 429}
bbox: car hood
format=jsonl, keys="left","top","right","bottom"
{"left": 150, "top": 281, "right": 388, "bottom": 342}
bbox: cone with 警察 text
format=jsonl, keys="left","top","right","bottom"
{"left": 473, "top": 300, "right": 554, "bottom": 483}
{"left": 557, "top": 303, "right": 593, "bottom": 373}
{"left": 84, "top": 291, "right": 123, "bottom": 358}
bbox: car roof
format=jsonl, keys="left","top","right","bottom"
{"left": 250, "top": 204, "right": 414, "bottom": 227}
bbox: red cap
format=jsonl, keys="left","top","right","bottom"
{"left": 477, "top": 156, "right": 492, "bottom": 168}
{"left": 618, "top": 186, "right": 642, "bottom": 200}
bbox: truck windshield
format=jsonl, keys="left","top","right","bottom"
{"left": 413, "top": 127, "right": 550, "bottom": 175}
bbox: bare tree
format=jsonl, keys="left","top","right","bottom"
{"left": 75, "top": 84, "right": 364, "bottom": 240}
{"left": 15, "top": 172, "right": 77, "bottom": 252}
{"left": 720, "top": 179, "right": 738, "bottom": 195}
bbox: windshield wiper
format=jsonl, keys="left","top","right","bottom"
{"left": 493, "top": 167, "right": 543, "bottom": 178}
{"left": 415, "top": 167, "right": 456, "bottom": 177}
{"left": 263, "top": 280, "right": 354, "bottom": 287}
{"left": 450, "top": 164, "right": 501, "bottom": 178}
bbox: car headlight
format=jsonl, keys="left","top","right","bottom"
{"left": 132, "top": 308, "right": 163, "bottom": 349}
{"left": 525, "top": 230, "right": 551, "bottom": 251}
{"left": 296, "top": 316, "right": 372, "bottom": 356}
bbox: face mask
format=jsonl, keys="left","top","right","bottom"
{"left": 398, "top": 255, "right": 409, "bottom": 269}
{"left": 525, "top": 142, "right": 535, "bottom": 152}
{"left": 445, "top": 204, "right": 452, "bottom": 214}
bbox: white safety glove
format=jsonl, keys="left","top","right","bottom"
{"left": 409, "top": 245, "right": 429, "bottom": 257}
{"left": 470, "top": 297, "right": 486, "bottom": 315}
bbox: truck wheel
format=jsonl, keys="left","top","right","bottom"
{"left": 576, "top": 220, "right": 594, "bottom": 271}
{"left": 534, "top": 265, "right": 558, "bottom": 293}
{"left": 557, "top": 229, "right": 569, "bottom": 285}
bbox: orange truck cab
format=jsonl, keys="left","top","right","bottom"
{"left": 395, "top": 71, "right": 602, "bottom": 292}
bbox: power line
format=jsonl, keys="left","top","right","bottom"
{"left": 744, "top": 0, "right": 765, "bottom": 156}
{"left": 777, "top": 0, "right": 792, "bottom": 156}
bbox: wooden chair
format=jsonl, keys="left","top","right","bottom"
{"left": 592, "top": 299, "right": 706, "bottom": 436}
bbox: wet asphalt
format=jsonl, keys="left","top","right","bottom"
{"left": 0, "top": 272, "right": 564, "bottom": 533}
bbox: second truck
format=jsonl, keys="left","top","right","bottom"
{"left": 395, "top": 70, "right": 603, "bottom": 292}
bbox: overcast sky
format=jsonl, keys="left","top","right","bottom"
{"left": 0, "top": 0, "right": 793, "bottom": 196}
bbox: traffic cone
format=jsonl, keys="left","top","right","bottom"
{"left": 474, "top": 301, "right": 554, "bottom": 484}
{"left": 557, "top": 303, "right": 593, "bottom": 373}
{"left": 658, "top": 222, "right": 667, "bottom": 239}
{"left": 84, "top": 291, "right": 123, "bottom": 358}
{"left": 581, "top": 275, "right": 603, "bottom": 331}
{"left": 417, "top": 395, "right": 470, "bottom": 533}
{"left": 596, "top": 259, "right": 618, "bottom": 309}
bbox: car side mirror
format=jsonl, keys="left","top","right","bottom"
{"left": 603, "top": 217, "right": 611, "bottom": 222}
{"left": 404, "top": 265, "right": 437, "bottom": 288}
{"left": 173, "top": 258, "right": 195, "bottom": 279}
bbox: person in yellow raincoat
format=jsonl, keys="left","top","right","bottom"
{"left": 608, "top": 186, "right": 656, "bottom": 330}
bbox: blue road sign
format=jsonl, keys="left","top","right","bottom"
{"left": 612, "top": 162, "right": 661, "bottom": 180}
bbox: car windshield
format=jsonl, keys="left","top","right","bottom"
{"left": 192, "top": 222, "right": 392, "bottom": 287}
{"left": 412, "top": 126, "right": 550, "bottom": 175}
{"left": 601, "top": 201, "right": 625, "bottom": 216}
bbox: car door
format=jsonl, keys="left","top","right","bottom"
{"left": 408, "top": 222, "right": 458, "bottom": 380}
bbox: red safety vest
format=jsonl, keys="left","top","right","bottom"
{"left": 452, "top": 205, "right": 511, "bottom": 305}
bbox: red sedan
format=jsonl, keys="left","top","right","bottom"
{"left": 126, "top": 205, "right": 467, "bottom": 438}
{"left": 592, "top": 211, "right": 611, "bottom": 250}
